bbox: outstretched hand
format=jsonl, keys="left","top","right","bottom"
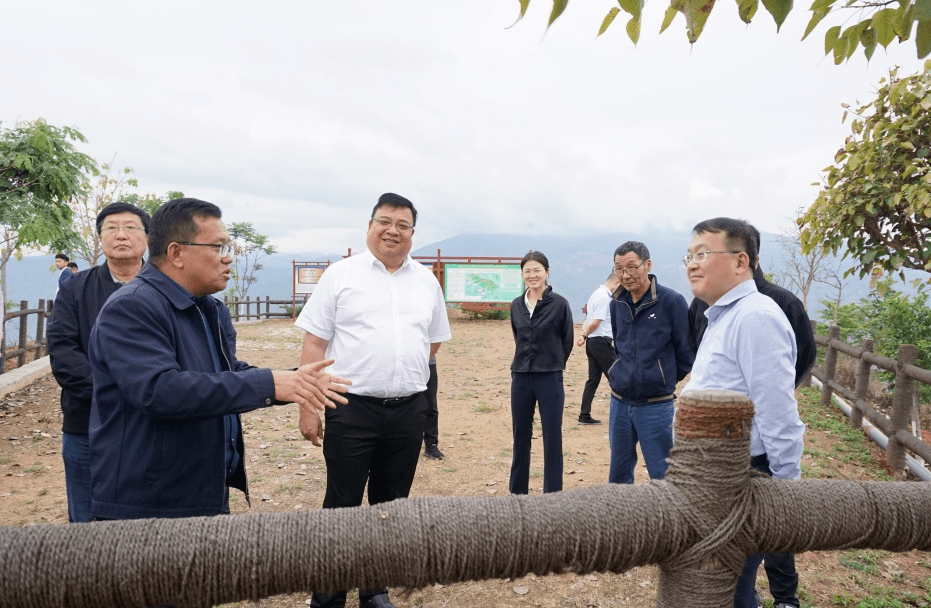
{"left": 272, "top": 358, "right": 352, "bottom": 411}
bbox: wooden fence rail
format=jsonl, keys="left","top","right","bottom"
{"left": 812, "top": 323, "right": 931, "bottom": 476}
{"left": 1, "top": 299, "right": 53, "bottom": 375}
{"left": 223, "top": 295, "right": 298, "bottom": 322}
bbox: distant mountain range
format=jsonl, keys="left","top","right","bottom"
{"left": 7, "top": 230, "right": 900, "bottom": 334}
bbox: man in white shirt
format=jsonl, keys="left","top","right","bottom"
{"left": 295, "top": 193, "right": 452, "bottom": 608}
{"left": 576, "top": 272, "right": 620, "bottom": 424}
{"left": 682, "top": 217, "right": 805, "bottom": 608}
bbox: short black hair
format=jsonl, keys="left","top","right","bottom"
{"left": 67, "top": 262, "right": 78, "bottom": 271}
{"left": 371, "top": 193, "right": 417, "bottom": 227}
{"left": 614, "top": 241, "right": 650, "bottom": 262}
{"left": 691, "top": 217, "right": 758, "bottom": 268}
{"left": 520, "top": 250, "right": 549, "bottom": 271}
{"left": 96, "top": 202, "right": 151, "bottom": 236}
{"left": 148, "top": 198, "right": 222, "bottom": 264}
{"left": 55, "top": 253, "right": 69, "bottom": 262}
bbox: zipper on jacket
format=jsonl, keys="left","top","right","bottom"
{"left": 656, "top": 359, "right": 667, "bottom": 386}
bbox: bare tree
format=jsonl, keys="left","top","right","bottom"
{"left": 774, "top": 209, "right": 846, "bottom": 311}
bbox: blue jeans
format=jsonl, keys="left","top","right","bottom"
{"left": 61, "top": 432, "right": 92, "bottom": 523}
{"left": 608, "top": 396, "right": 674, "bottom": 484}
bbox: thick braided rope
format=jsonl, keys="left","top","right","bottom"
{"left": 1, "top": 389, "right": 929, "bottom": 608}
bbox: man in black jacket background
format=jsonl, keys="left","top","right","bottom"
{"left": 48, "top": 202, "right": 151, "bottom": 523}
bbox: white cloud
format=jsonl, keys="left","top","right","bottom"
{"left": 4, "top": 0, "right": 924, "bottom": 255}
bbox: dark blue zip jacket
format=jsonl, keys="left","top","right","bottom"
{"left": 608, "top": 274, "right": 694, "bottom": 405}
{"left": 87, "top": 263, "right": 276, "bottom": 520}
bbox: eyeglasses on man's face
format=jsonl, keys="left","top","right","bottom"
{"left": 681, "top": 250, "right": 741, "bottom": 267}
{"left": 177, "top": 242, "right": 236, "bottom": 258}
{"left": 372, "top": 217, "right": 413, "bottom": 233}
{"left": 613, "top": 260, "right": 646, "bottom": 276}
{"left": 101, "top": 226, "right": 145, "bottom": 235}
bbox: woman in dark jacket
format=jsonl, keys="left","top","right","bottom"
{"left": 508, "top": 250, "right": 574, "bottom": 494}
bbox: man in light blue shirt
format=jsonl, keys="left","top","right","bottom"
{"left": 682, "top": 217, "right": 805, "bottom": 608}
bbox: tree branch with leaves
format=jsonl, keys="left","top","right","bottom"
{"left": 800, "top": 60, "right": 931, "bottom": 288}
{"left": 514, "top": 0, "right": 931, "bottom": 59}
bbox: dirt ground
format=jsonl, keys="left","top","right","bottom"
{"left": 1, "top": 311, "right": 929, "bottom": 607}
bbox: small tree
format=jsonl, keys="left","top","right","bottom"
{"left": 0, "top": 118, "right": 94, "bottom": 344}
{"left": 775, "top": 209, "right": 847, "bottom": 310}
{"left": 225, "top": 222, "right": 277, "bottom": 304}
{"left": 801, "top": 62, "right": 931, "bottom": 288}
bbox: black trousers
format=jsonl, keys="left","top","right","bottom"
{"left": 423, "top": 363, "right": 439, "bottom": 446}
{"left": 509, "top": 371, "right": 564, "bottom": 494}
{"left": 579, "top": 336, "right": 616, "bottom": 417}
{"left": 313, "top": 391, "right": 427, "bottom": 608}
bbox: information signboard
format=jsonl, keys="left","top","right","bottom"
{"left": 444, "top": 263, "right": 523, "bottom": 303}
{"left": 293, "top": 264, "right": 326, "bottom": 295}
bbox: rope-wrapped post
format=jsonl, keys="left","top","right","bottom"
{"left": 1, "top": 389, "right": 929, "bottom": 608}
{"left": 657, "top": 389, "right": 757, "bottom": 605}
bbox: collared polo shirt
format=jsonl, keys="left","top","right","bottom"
{"left": 295, "top": 249, "right": 451, "bottom": 398}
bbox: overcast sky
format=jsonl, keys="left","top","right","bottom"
{"left": 4, "top": 1, "right": 925, "bottom": 255}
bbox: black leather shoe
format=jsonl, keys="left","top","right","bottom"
{"left": 424, "top": 444, "right": 444, "bottom": 459}
{"left": 578, "top": 416, "right": 602, "bottom": 425}
{"left": 361, "top": 593, "right": 396, "bottom": 608}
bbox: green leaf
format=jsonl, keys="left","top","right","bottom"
{"left": 861, "top": 27, "right": 878, "bottom": 59}
{"left": 809, "top": 0, "right": 836, "bottom": 10}
{"left": 872, "top": 8, "right": 898, "bottom": 47}
{"left": 508, "top": 0, "right": 532, "bottom": 26}
{"left": 803, "top": 8, "right": 828, "bottom": 39}
{"left": 918, "top": 18, "right": 931, "bottom": 57}
{"left": 894, "top": 2, "right": 915, "bottom": 39}
{"left": 833, "top": 32, "right": 850, "bottom": 63}
{"left": 825, "top": 24, "right": 842, "bottom": 53}
{"left": 598, "top": 7, "right": 620, "bottom": 36}
{"left": 660, "top": 5, "right": 679, "bottom": 33}
{"left": 670, "top": 0, "right": 719, "bottom": 42}
{"left": 548, "top": 0, "right": 569, "bottom": 27}
{"left": 915, "top": 0, "right": 931, "bottom": 21}
{"left": 627, "top": 14, "right": 642, "bottom": 43}
{"left": 761, "top": 0, "right": 793, "bottom": 30}
{"left": 739, "top": 0, "right": 759, "bottom": 23}
{"left": 619, "top": 0, "right": 642, "bottom": 16}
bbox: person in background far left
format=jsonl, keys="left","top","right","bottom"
{"left": 47, "top": 202, "right": 151, "bottom": 523}
{"left": 54, "top": 253, "right": 72, "bottom": 297}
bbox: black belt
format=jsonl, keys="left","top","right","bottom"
{"left": 353, "top": 392, "right": 422, "bottom": 408}
{"left": 610, "top": 390, "right": 675, "bottom": 404}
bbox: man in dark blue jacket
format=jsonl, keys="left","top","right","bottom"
{"left": 48, "top": 202, "right": 151, "bottom": 523}
{"left": 608, "top": 241, "right": 694, "bottom": 484}
{"left": 87, "top": 198, "right": 350, "bottom": 520}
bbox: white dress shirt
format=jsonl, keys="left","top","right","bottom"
{"left": 295, "top": 249, "right": 451, "bottom": 398}
{"left": 683, "top": 279, "right": 805, "bottom": 480}
{"left": 584, "top": 284, "right": 614, "bottom": 339}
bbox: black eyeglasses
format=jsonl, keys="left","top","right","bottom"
{"left": 177, "top": 242, "right": 235, "bottom": 257}
{"left": 613, "top": 260, "right": 646, "bottom": 276}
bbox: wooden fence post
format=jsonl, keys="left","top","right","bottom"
{"left": 851, "top": 338, "right": 874, "bottom": 430}
{"left": 265, "top": 296, "right": 270, "bottom": 320}
{"left": 34, "top": 299, "right": 47, "bottom": 360}
{"left": 16, "top": 301, "right": 28, "bottom": 368}
{"left": 888, "top": 344, "right": 918, "bottom": 477}
{"left": 820, "top": 324, "right": 840, "bottom": 409}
